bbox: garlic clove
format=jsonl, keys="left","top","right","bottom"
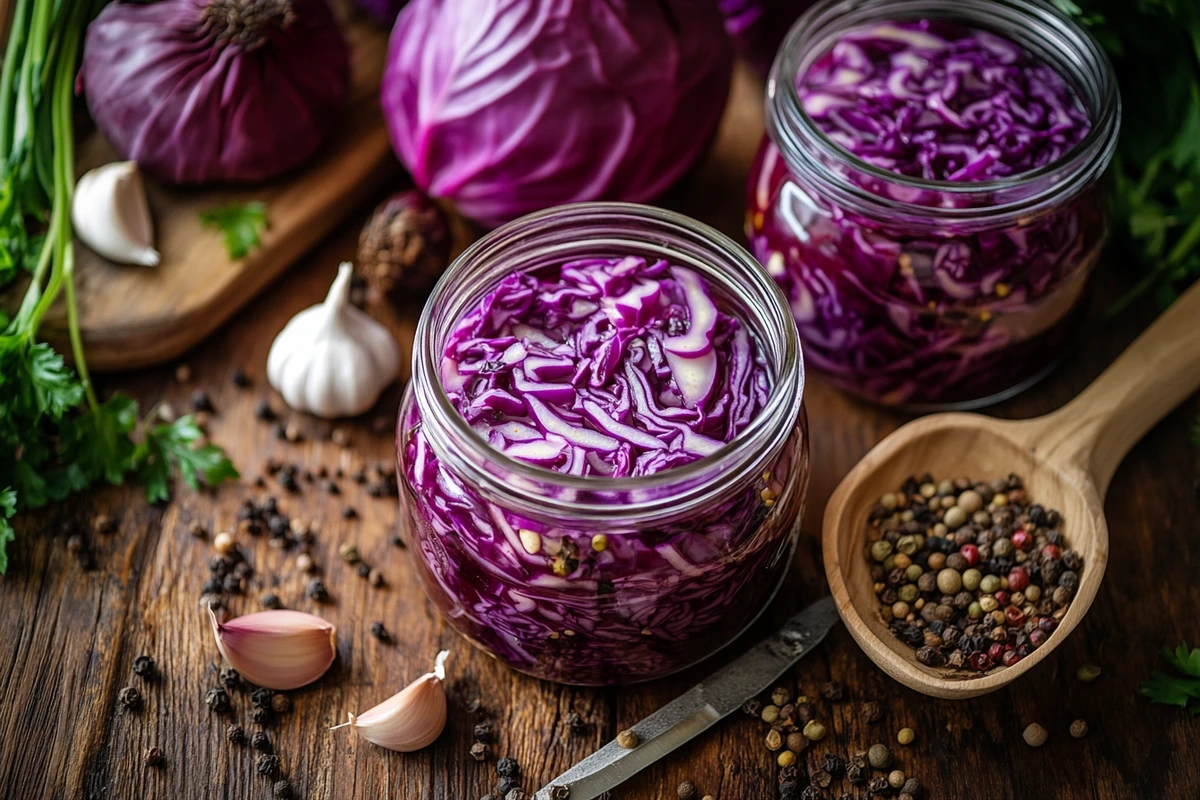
{"left": 336, "top": 650, "right": 449, "bottom": 752}
{"left": 266, "top": 263, "right": 401, "bottom": 419}
{"left": 71, "top": 161, "right": 160, "bottom": 266}
{"left": 208, "top": 606, "right": 337, "bottom": 690}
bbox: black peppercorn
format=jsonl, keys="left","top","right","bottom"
{"left": 811, "top": 770, "right": 832, "bottom": 789}
{"left": 252, "top": 687, "right": 275, "bottom": 709}
{"left": 677, "top": 780, "right": 697, "bottom": 800}
{"left": 742, "top": 699, "right": 762, "bottom": 717}
{"left": 273, "top": 779, "right": 293, "bottom": 799}
{"left": 252, "top": 732, "right": 273, "bottom": 753}
{"left": 205, "top": 687, "right": 230, "bottom": 713}
{"left": 306, "top": 578, "right": 329, "bottom": 602}
{"left": 356, "top": 563, "right": 371, "bottom": 578}
{"left": 800, "top": 787, "right": 824, "bottom": 800}
{"left": 219, "top": 667, "right": 241, "bottom": 691}
{"left": 901, "top": 778, "right": 922, "bottom": 798}
{"left": 915, "top": 646, "right": 945, "bottom": 666}
{"left": 868, "top": 777, "right": 891, "bottom": 795}
{"left": 469, "top": 742, "right": 489, "bottom": 762}
{"left": 496, "top": 757, "right": 520, "bottom": 778}
{"left": 118, "top": 686, "right": 143, "bottom": 711}
{"left": 227, "top": 724, "right": 246, "bottom": 745}
{"left": 256, "top": 754, "right": 281, "bottom": 779}
{"left": 144, "top": 747, "right": 163, "bottom": 767}
{"left": 846, "top": 764, "right": 866, "bottom": 785}
{"left": 132, "top": 655, "right": 157, "bottom": 680}
{"left": 549, "top": 787, "right": 570, "bottom": 800}
{"left": 262, "top": 592, "right": 281, "bottom": 609}
{"left": 504, "top": 790, "right": 525, "bottom": 800}
{"left": 497, "top": 778, "right": 516, "bottom": 796}
{"left": 370, "top": 621, "right": 390, "bottom": 642}
{"left": 564, "top": 712, "right": 585, "bottom": 734}
{"left": 822, "top": 753, "right": 846, "bottom": 777}
{"left": 250, "top": 706, "right": 273, "bottom": 726}
{"left": 189, "top": 389, "right": 214, "bottom": 413}
{"left": 342, "top": 506, "right": 358, "bottom": 519}
{"left": 473, "top": 722, "right": 492, "bottom": 742}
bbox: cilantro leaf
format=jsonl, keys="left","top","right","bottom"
{"left": 0, "top": 487, "right": 15, "bottom": 574}
{"left": 199, "top": 201, "right": 268, "bottom": 259}
{"left": 135, "top": 415, "right": 238, "bottom": 504}
{"left": 1142, "top": 642, "right": 1200, "bottom": 712}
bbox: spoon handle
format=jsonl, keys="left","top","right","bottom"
{"left": 1028, "top": 279, "right": 1200, "bottom": 494}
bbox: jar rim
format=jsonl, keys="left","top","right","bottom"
{"left": 409, "top": 202, "right": 805, "bottom": 518}
{"left": 766, "top": 0, "right": 1121, "bottom": 217}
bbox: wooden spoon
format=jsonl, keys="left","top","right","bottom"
{"left": 823, "top": 280, "right": 1200, "bottom": 699}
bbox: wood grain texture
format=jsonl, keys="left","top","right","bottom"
{"left": 0, "top": 6, "right": 401, "bottom": 372}
{"left": 1, "top": 61, "right": 1199, "bottom": 800}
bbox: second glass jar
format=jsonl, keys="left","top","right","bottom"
{"left": 747, "top": 0, "right": 1120, "bottom": 409}
{"left": 397, "top": 203, "right": 809, "bottom": 685}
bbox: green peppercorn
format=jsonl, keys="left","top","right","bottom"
{"left": 944, "top": 506, "right": 967, "bottom": 529}
{"left": 896, "top": 535, "right": 919, "bottom": 555}
{"left": 968, "top": 601, "right": 984, "bottom": 619}
{"left": 936, "top": 568, "right": 962, "bottom": 594}
{"left": 937, "top": 479, "right": 955, "bottom": 496}
{"left": 1076, "top": 664, "right": 1101, "bottom": 683}
{"left": 898, "top": 584, "right": 919, "bottom": 603}
{"left": 962, "top": 568, "right": 982, "bottom": 591}
{"left": 1025, "top": 585, "right": 1042, "bottom": 603}
{"left": 881, "top": 493, "right": 898, "bottom": 510}
{"left": 905, "top": 564, "right": 924, "bottom": 582}
{"left": 868, "top": 743, "right": 891, "bottom": 769}
{"left": 761, "top": 705, "right": 780, "bottom": 724}
{"left": 897, "top": 728, "right": 915, "bottom": 745}
{"left": 871, "top": 541, "right": 893, "bottom": 562}
{"left": 883, "top": 554, "right": 896, "bottom": 571}
{"left": 980, "top": 575, "right": 1002, "bottom": 594}
{"left": 777, "top": 750, "right": 796, "bottom": 767}
{"left": 979, "top": 595, "right": 998, "bottom": 613}
{"left": 957, "top": 490, "right": 983, "bottom": 513}
{"left": 802, "top": 720, "right": 827, "bottom": 741}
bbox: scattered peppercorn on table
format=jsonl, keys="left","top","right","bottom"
{"left": 1, "top": 62, "right": 1198, "bottom": 800}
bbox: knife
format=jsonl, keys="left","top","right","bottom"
{"left": 534, "top": 595, "right": 841, "bottom": 800}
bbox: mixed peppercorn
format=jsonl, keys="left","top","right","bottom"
{"left": 865, "top": 473, "right": 1080, "bottom": 673}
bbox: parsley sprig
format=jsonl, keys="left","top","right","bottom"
{"left": 0, "top": 0, "right": 236, "bottom": 574}
{"left": 200, "top": 200, "right": 268, "bottom": 259}
{"left": 1052, "top": 0, "right": 1200, "bottom": 314}
{"left": 1141, "top": 642, "right": 1200, "bottom": 713}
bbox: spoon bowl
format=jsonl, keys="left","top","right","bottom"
{"left": 824, "top": 281, "right": 1200, "bottom": 699}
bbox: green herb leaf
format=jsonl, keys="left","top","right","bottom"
{"left": 1142, "top": 642, "right": 1200, "bottom": 712}
{"left": 0, "top": 486, "right": 16, "bottom": 574}
{"left": 135, "top": 415, "right": 239, "bottom": 504}
{"left": 199, "top": 201, "right": 268, "bottom": 259}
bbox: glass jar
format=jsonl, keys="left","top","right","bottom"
{"left": 746, "top": 0, "right": 1120, "bottom": 409}
{"left": 397, "top": 203, "right": 809, "bottom": 685}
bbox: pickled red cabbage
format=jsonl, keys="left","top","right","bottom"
{"left": 399, "top": 256, "right": 805, "bottom": 683}
{"left": 798, "top": 20, "right": 1091, "bottom": 181}
{"left": 440, "top": 256, "right": 771, "bottom": 476}
{"left": 747, "top": 18, "right": 1110, "bottom": 407}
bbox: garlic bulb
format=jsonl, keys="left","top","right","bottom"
{"left": 71, "top": 161, "right": 159, "bottom": 266}
{"left": 208, "top": 607, "right": 337, "bottom": 690}
{"left": 336, "top": 650, "right": 449, "bottom": 752}
{"left": 267, "top": 263, "right": 400, "bottom": 418}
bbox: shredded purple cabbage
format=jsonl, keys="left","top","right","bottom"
{"left": 799, "top": 20, "right": 1091, "bottom": 181}
{"left": 440, "top": 257, "right": 771, "bottom": 476}
{"left": 399, "top": 258, "right": 807, "bottom": 684}
{"left": 747, "top": 19, "right": 1107, "bottom": 407}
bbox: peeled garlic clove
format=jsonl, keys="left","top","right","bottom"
{"left": 339, "top": 650, "right": 449, "bottom": 752}
{"left": 208, "top": 607, "right": 336, "bottom": 690}
{"left": 71, "top": 161, "right": 160, "bottom": 266}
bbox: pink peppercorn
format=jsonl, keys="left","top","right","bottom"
{"left": 1011, "top": 530, "right": 1033, "bottom": 551}
{"left": 988, "top": 643, "right": 1006, "bottom": 662}
{"left": 1041, "top": 544, "right": 1062, "bottom": 560}
{"left": 969, "top": 652, "right": 993, "bottom": 671}
{"left": 1007, "top": 567, "right": 1030, "bottom": 592}
{"left": 1005, "top": 606, "right": 1026, "bottom": 627}
{"left": 1037, "top": 617, "right": 1058, "bottom": 633}
{"left": 994, "top": 590, "right": 1010, "bottom": 607}
{"left": 1002, "top": 649, "right": 1022, "bottom": 667}
{"left": 959, "top": 544, "right": 980, "bottom": 566}
{"left": 1029, "top": 628, "right": 1047, "bottom": 648}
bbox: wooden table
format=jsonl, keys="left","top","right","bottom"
{"left": 3, "top": 65, "right": 1198, "bottom": 800}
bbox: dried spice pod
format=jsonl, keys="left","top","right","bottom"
{"left": 358, "top": 191, "right": 453, "bottom": 302}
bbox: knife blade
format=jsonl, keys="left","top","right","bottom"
{"left": 534, "top": 595, "right": 841, "bottom": 800}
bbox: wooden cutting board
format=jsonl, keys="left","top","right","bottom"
{"left": 9, "top": 9, "right": 402, "bottom": 372}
